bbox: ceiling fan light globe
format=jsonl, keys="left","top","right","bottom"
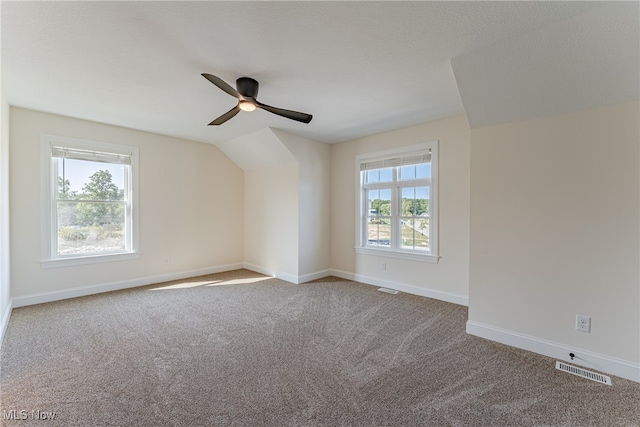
{"left": 239, "top": 101, "right": 256, "bottom": 112}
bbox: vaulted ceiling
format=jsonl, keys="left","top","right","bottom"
{"left": 2, "top": 2, "right": 638, "bottom": 145}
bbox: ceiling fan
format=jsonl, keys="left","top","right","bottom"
{"left": 202, "top": 73, "right": 313, "bottom": 126}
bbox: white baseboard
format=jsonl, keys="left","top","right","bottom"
{"left": 466, "top": 320, "right": 640, "bottom": 383}
{"left": 242, "top": 263, "right": 330, "bottom": 284}
{"left": 297, "top": 269, "right": 331, "bottom": 284}
{"left": 11, "top": 263, "right": 244, "bottom": 308}
{"left": 329, "top": 268, "right": 468, "bottom": 306}
{"left": 242, "top": 262, "right": 272, "bottom": 277}
{"left": 242, "top": 262, "right": 296, "bottom": 283}
{"left": 0, "top": 300, "right": 13, "bottom": 349}
{"left": 275, "top": 272, "right": 300, "bottom": 284}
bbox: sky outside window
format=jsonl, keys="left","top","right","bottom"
{"left": 58, "top": 158, "right": 125, "bottom": 193}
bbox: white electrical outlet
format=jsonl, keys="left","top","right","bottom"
{"left": 576, "top": 315, "right": 591, "bottom": 332}
{"left": 379, "top": 262, "right": 386, "bottom": 270}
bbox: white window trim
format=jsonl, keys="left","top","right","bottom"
{"left": 40, "top": 134, "right": 139, "bottom": 269}
{"left": 355, "top": 141, "right": 439, "bottom": 264}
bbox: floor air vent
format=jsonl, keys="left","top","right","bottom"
{"left": 555, "top": 361, "right": 612, "bottom": 385}
{"left": 377, "top": 288, "right": 399, "bottom": 295}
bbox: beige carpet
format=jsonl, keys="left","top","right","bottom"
{"left": 1, "top": 269, "right": 638, "bottom": 426}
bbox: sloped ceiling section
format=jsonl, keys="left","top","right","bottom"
{"left": 217, "top": 127, "right": 296, "bottom": 171}
{"left": 451, "top": 2, "right": 640, "bottom": 129}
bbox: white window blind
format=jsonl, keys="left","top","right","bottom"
{"left": 51, "top": 146, "right": 132, "bottom": 165}
{"left": 359, "top": 151, "right": 431, "bottom": 171}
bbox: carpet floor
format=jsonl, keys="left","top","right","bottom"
{"left": 0, "top": 269, "right": 638, "bottom": 426}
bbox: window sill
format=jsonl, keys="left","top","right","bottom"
{"left": 355, "top": 247, "right": 439, "bottom": 264}
{"left": 40, "top": 252, "right": 139, "bottom": 269}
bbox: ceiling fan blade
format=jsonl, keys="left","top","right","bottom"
{"left": 208, "top": 105, "right": 241, "bottom": 126}
{"left": 202, "top": 73, "right": 241, "bottom": 99}
{"left": 256, "top": 101, "right": 313, "bottom": 124}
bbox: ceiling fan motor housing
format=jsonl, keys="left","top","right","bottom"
{"left": 236, "top": 77, "right": 259, "bottom": 99}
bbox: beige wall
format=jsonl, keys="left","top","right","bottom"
{"left": 244, "top": 162, "right": 299, "bottom": 280}
{"left": 330, "top": 115, "right": 471, "bottom": 303}
{"left": 9, "top": 108, "right": 244, "bottom": 298}
{"left": 468, "top": 102, "right": 640, "bottom": 364}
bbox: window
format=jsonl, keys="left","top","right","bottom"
{"left": 356, "top": 142, "right": 438, "bottom": 263}
{"left": 41, "top": 135, "right": 138, "bottom": 268}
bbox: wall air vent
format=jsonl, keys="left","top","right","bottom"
{"left": 555, "top": 361, "right": 612, "bottom": 385}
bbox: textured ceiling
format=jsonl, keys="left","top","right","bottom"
{"left": 452, "top": 2, "right": 639, "bottom": 128}
{"left": 2, "top": 1, "right": 636, "bottom": 145}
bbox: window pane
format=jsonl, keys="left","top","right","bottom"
{"left": 401, "top": 218, "right": 429, "bottom": 251}
{"left": 401, "top": 187, "right": 416, "bottom": 215}
{"left": 416, "top": 186, "right": 430, "bottom": 215}
{"left": 399, "top": 163, "right": 430, "bottom": 181}
{"left": 365, "top": 167, "right": 393, "bottom": 183}
{"left": 416, "top": 163, "right": 430, "bottom": 179}
{"left": 367, "top": 189, "right": 391, "bottom": 216}
{"left": 401, "top": 186, "right": 429, "bottom": 216}
{"left": 399, "top": 164, "right": 416, "bottom": 180}
{"left": 365, "top": 169, "right": 379, "bottom": 183}
{"left": 367, "top": 217, "right": 391, "bottom": 247}
{"left": 57, "top": 201, "right": 126, "bottom": 255}
{"left": 379, "top": 167, "right": 392, "bottom": 182}
{"left": 57, "top": 158, "right": 125, "bottom": 201}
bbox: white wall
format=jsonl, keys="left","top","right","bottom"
{"left": 467, "top": 102, "right": 640, "bottom": 380}
{"left": 233, "top": 128, "right": 330, "bottom": 284}
{"left": 274, "top": 130, "right": 331, "bottom": 281}
{"left": 0, "top": 94, "right": 11, "bottom": 342}
{"left": 244, "top": 162, "right": 299, "bottom": 281}
{"left": 9, "top": 108, "right": 244, "bottom": 302}
{"left": 330, "top": 115, "right": 470, "bottom": 304}
{"left": 0, "top": 1, "right": 11, "bottom": 343}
